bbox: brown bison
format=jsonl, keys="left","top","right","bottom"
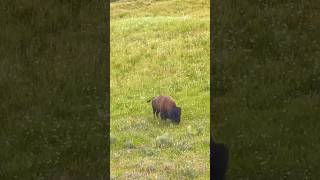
{"left": 147, "top": 95, "right": 181, "bottom": 124}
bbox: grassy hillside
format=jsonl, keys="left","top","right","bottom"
{"left": 0, "top": 0, "right": 107, "bottom": 179}
{"left": 213, "top": 0, "right": 320, "bottom": 179}
{"left": 110, "top": 0, "right": 210, "bottom": 179}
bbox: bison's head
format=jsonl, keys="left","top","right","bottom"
{"left": 168, "top": 107, "right": 181, "bottom": 124}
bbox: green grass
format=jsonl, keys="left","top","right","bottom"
{"left": 213, "top": 0, "right": 320, "bottom": 179}
{"left": 111, "top": 0, "right": 210, "bottom": 179}
{"left": 0, "top": 0, "right": 107, "bottom": 179}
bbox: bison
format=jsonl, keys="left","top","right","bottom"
{"left": 147, "top": 95, "right": 181, "bottom": 124}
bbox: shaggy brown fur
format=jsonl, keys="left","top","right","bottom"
{"left": 147, "top": 95, "right": 181, "bottom": 123}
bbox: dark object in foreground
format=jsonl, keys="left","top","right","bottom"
{"left": 211, "top": 141, "right": 229, "bottom": 180}
{"left": 147, "top": 95, "right": 181, "bottom": 124}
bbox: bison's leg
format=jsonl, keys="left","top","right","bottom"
{"left": 160, "top": 112, "right": 166, "bottom": 120}
{"left": 155, "top": 111, "right": 160, "bottom": 118}
{"left": 152, "top": 108, "right": 156, "bottom": 119}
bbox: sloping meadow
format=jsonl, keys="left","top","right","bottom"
{"left": 111, "top": 0, "right": 210, "bottom": 179}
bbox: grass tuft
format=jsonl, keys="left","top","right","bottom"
{"left": 156, "top": 133, "right": 172, "bottom": 148}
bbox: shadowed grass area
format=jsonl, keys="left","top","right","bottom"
{"left": 0, "top": 0, "right": 107, "bottom": 179}
{"left": 111, "top": 0, "right": 210, "bottom": 179}
{"left": 213, "top": 0, "right": 320, "bottom": 179}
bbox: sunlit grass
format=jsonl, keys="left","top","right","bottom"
{"left": 111, "top": 0, "right": 210, "bottom": 179}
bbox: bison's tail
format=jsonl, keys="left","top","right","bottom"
{"left": 146, "top": 97, "right": 155, "bottom": 103}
